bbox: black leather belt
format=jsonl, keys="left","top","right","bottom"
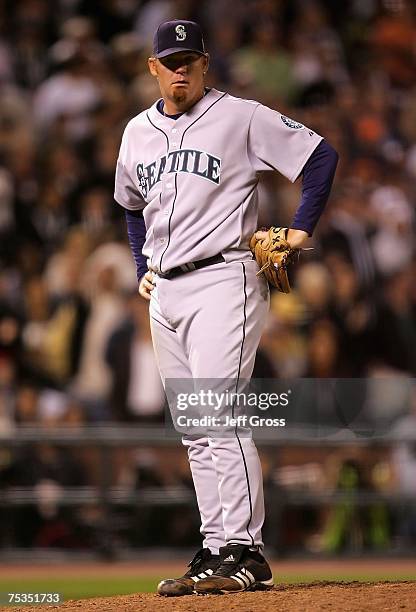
{"left": 158, "top": 254, "right": 225, "bottom": 279}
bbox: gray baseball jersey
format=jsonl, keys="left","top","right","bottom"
{"left": 115, "top": 88, "right": 322, "bottom": 555}
{"left": 115, "top": 88, "right": 322, "bottom": 274}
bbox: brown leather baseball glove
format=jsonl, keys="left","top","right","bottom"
{"left": 249, "top": 226, "right": 299, "bottom": 293}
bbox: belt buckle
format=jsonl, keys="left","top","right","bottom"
{"left": 180, "top": 262, "right": 196, "bottom": 272}
{"left": 157, "top": 270, "right": 171, "bottom": 279}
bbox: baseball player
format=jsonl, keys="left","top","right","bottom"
{"left": 114, "top": 20, "right": 338, "bottom": 596}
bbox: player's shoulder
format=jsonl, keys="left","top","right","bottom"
{"left": 213, "top": 90, "right": 261, "bottom": 121}
{"left": 217, "top": 90, "right": 260, "bottom": 111}
{"left": 224, "top": 95, "right": 310, "bottom": 133}
{"left": 222, "top": 95, "right": 287, "bottom": 122}
{"left": 219, "top": 92, "right": 296, "bottom": 120}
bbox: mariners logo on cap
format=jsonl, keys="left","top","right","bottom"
{"left": 281, "top": 115, "right": 304, "bottom": 129}
{"left": 175, "top": 24, "right": 186, "bottom": 41}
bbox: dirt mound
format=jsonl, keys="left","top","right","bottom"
{"left": 5, "top": 581, "right": 416, "bottom": 612}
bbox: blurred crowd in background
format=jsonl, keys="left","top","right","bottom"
{"left": 1, "top": 0, "right": 416, "bottom": 554}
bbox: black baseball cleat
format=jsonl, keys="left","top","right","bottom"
{"left": 194, "top": 544, "right": 274, "bottom": 594}
{"left": 157, "top": 547, "right": 220, "bottom": 596}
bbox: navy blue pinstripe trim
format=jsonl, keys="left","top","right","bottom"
{"left": 179, "top": 92, "right": 227, "bottom": 148}
{"left": 231, "top": 262, "right": 254, "bottom": 547}
{"left": 146, "top": 111, "right": 169, "bottom": 151}
{"left": 150, "top": 315, "right": 176, "bottom": 333}
{"left": 146, "top": 112, "right": 171, "bottom": 274}
{"left": 159, "top": 172, "right": 177, "bottom": 274}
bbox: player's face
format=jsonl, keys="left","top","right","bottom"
{"left": 148, "top": 51, "right": 209, "bottom": 113}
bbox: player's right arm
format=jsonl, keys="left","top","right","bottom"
{"left": 138, "top": 270, "right": 155, "bottom": 301}
{"left": 124, "top": 209, "right": 155, "bottom": 300}
{"left": 114, "top": 121, "right": 153, "bottom": 300}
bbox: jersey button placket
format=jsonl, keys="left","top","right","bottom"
{"left": 158, "top": 124, "right": 183, "bottom": 269}
{"left": 157, "top": 137, "right": 177, "bottom": 267}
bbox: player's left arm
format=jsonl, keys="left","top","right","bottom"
{"left": 248, "top": 105, "right": 338, "bottom": 248}
{"left": 253, "top": 140, "right": 338, "bottom": 248}
{"left": 287, "top": 139, "right": 339, "bottom": 248}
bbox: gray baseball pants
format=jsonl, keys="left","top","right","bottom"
{"left": 149, "top": 257, "right": 269, "bottom": 554}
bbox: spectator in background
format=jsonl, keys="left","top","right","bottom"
{"left": 294, "top": 262, "right": 332, "bottom": 324}
{"left": 76, "top": 185, "right": 114, "bottom": 237}
{"left": 328, "top": 257, "right": 376, "bottom": 375}
{"left": 265, "top": 291, "right": 308, "bottom": 378}
{"left": 71, "top": 263, "right": 126, "bottom": 420}
{"left": 370, "top": 0, "right": 416, "bottom": 90}
{"left": 14, "top": 383, "right": 39, "bottom": 425}
{"left": 41, "top": 228, "right": 90, "bottom": 384}
{"left": 44, "top": 227, "right": 91, "bottom": 298}
{"left": 205, "top": 22, "right": 241, "bottom": 88}
{"left": 31, "top": 182, "right": 70, "bottom": 252}
{"left": 319, "top": 181, "right": 376, "bottom": 293}
{"left": 33, "top": 45, "right": 102, "bottom": 141}
{"left": 79, "top": 0, "right": 138, "bottom": 44}
{"left": 110, "top": 32, "right": 145, "bottom": 87}
{"left": 21, "top": 276, "right": 51, "bottom": 381}
{"left": 106, "top": 291, "right": 165, "bottom": 422}
{"left": 231, "top": 20, "right": 296, "bottom": 104}
{"left": 374, "top": 266, "right": 416, "bottom": 376}
{"left": 0, "top": 168, "right": 15, "bottom": 260}
{"left": 305, "top": 319, "right": 342, "bottom": 378}
{"left": 392, "top": 389, "right": 416, "bottom": 546}
{"left": 290, "top": 0, "right": 348, "bottom": 93}
{"left": 56, "top": 16, "right": 107, "bottom": 68}
{"left": 40, "top": 295, "right": 89, "bottom": 387}
{"left": 10, "top": 0, "right": 53, "bottom": 90}
{"left": 0, "top": 356, "right": 16, "bottom": 435}
{"left": 0, "top": 305, "right": 22, "bottom": 370}
{"left": 322, "top": 457, "right": 390, "bottom": 553}
{"left": 369, "top": 185, "right": 415, "bottom": 278}
{"left": 88, "top": 131, "right": 125, "bottom": 192}
{"left": 41, "top": 143, "right": 84, "bottom": 216}
{"left": 134, "top": 0, "right": 189, "bottom": 47}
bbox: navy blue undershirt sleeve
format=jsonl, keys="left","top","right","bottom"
{"left": 125, "top": 209, "right": 148, "bottom": 283}
{"left": 290, "top": 139, "right": 339, "bottom": 236}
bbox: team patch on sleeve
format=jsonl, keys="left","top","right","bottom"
{"left": 280, "top": 115, "right": 304, "bottom": 129}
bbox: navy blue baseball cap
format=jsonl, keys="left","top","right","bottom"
{"left": 153, "top": 20, "right": 206, "bottom": 58}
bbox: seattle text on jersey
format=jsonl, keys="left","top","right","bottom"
{"left": 136, "top": 149, "right": 222, "bottom": 198}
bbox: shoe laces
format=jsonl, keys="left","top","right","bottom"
{"left": 187, "top": 548, "right": 208, "bottom": 574}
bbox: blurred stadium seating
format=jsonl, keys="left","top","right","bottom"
{"left": 1, "top": 0, "right": 416, "bottom": 558}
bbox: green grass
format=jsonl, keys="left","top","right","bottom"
{"left": 0, "top": 572, "right": 415, "bottom": 601}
